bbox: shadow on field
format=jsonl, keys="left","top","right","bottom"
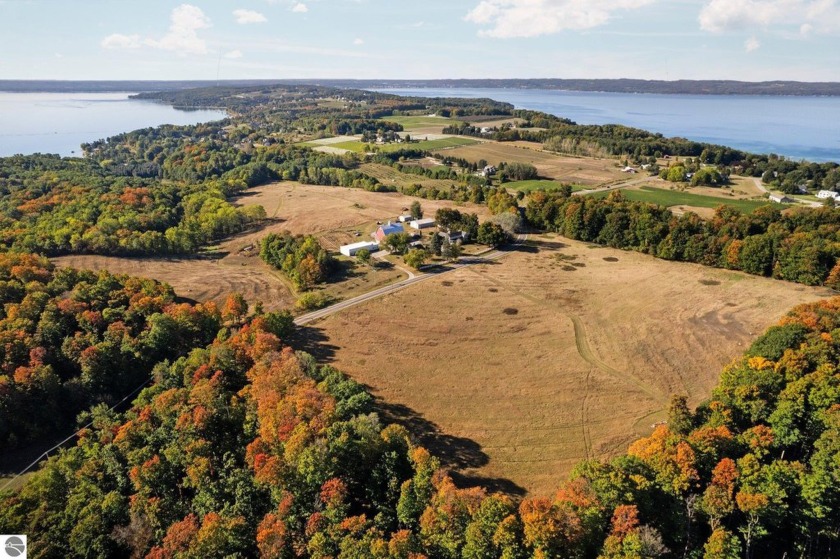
{"left": 376, "top": 399, "right": 527, "bottom": 498}
{"left": 290, "top": 326, "right": 339, "bottom": 362}
{"left": 517, "top": 239, "right": 568, "bottom": 253}
{"left": 327, "top": 259, "right": 364, "bottom": 284}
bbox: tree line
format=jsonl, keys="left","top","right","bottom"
{"left": 525, "top": 190, "right": 840, "bottom": 286}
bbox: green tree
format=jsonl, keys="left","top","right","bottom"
{"left": 404, "top": 249, "right": 428, "bottom": 269}
{"left": 355, "top": 248, "right": 371, "bottom": 265}
{"left": 477, "top": 222, "right": 510, "bottom": 248}
{"left": 384, "top": 232, "right": 411, "bottom": 255}
{"left": 430, "top": 232, "right": 443, "bottom": 256}
{"left": 410, "top": 201, "right": 423, "bottom": 220}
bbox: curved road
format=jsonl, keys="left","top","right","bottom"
{"left": 294, "top": 235, "right": 527, "bottom": 326}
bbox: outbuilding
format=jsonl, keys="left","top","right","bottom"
{"left": 339, "top": 241, "right": 379, "bottom": 257}
{"left": 409, "top": 218, "right": 436, "bottom": 230}
{"left": 817, "top": 190, "right": 839, "bottom": 199}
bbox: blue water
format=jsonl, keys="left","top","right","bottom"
{"left": 374, "top": 87, "right": 840, "bottom": 163}
{"left": 0, "top": 93, "right": 227, "bottom": 158}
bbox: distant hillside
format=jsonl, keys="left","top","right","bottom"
{"left": 312, "top": 79, "right": 840, "bottom": 96}
{"left": 0, "top": 80, "right": 286, "bottom": 93}
{"left": 3, "top": 79, "right": 840, "bottom": 96}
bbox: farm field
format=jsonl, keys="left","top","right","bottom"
{"left": 592, "top": 185, "right": 782, "bottom": 213}
{"left": 378, "top": 115, "right": 462, "bottom": 133}
{"left": 303, "top": 235, "right": 831, "bottom": 495}
{"left": 330, "top": 137, "right": 479, "bottom": 154}
{"left": 53, "top": 182, "right": 489, "bottom": 311}
{"left": 434, "top": 141, "right": 626, "bottom": 185}
{"left": 359, "top": 162, "right": 459, "bottom": 191}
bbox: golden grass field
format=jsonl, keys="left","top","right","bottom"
{"left": 434, "top": 141, "right": 626, "bottom": 186}
{"left": 302, "top": 234, "right": 832, "bottom": 495}
{"left": 53, "top": 183, "right": 489, "bottom": 310}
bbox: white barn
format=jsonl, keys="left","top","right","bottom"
{"left": 339, "top": 241, "right": 379, "bottom": 257}
{"left": 409, "top": 218, "right": 436, "bottom": 230}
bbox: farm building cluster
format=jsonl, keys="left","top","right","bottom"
{"left": 338, "top": 218, "right": 440, "bottom": 257}
{"left": 337, "top": 214, "right": 474, "bottom": 258}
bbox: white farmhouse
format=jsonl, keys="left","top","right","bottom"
{"left": 817, "top": 190, "right": 839, "bottom": 199}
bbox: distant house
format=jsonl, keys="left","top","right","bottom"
{"left": 397, "top": 214, "right": 413, "bottom": 223}
{"left": 439, "top": 230, "right": 468, "bottom": 243}
{"left": 409, "top": 218, "right": 436, "bottom": 230}
{"left": 374, "top": 221, "right": 404, "bottom": 242}
{"left": 796, "top": 185, "right": 809, "bottom": 194}
{"left": 769, "top": 194, "right": 794, "bottom": 204}
{"left": 817, "top": 190, "right": 839, "bottom": 199}
{"left": 481, "top": 165, "right": 497, "bottom": 177}
{"left": 339, "top": 241, "right": 379, "bottom": 257}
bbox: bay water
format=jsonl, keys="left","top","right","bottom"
{"left": 0, "top": 92, "right": 226, "bottom": 158}
{"left": 374, "top": 87, "right": 840, "bottom": 163}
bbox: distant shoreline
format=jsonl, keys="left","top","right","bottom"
{"left": 3, "top": 78, "right": 840, "bottom": 96}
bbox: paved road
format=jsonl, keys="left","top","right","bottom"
{"left": 294, "top": 235, "right": 527, "bottom": 326}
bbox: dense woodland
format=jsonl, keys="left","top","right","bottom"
{"left": 2, "top": 83, "right": 840, "bottom": 557}
{"left": 260, "top": 233, "right": 335, "bottom": 291}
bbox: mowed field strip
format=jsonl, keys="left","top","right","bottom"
{"left": 304, "top": 235, "right": 832, "bottom": 495}
{"left": 433, "top": 141, "right": 628, "bottom": 186}
{"left": 52, "top": 182, "right": 489, "bottom": 310}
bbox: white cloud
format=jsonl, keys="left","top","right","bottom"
{"left": 465, "top": 0, "right": 656, "bottom": 38}
{"left": 291, "top": 2, "right": 308, "bottom": 12}
{"left": 353, "top": 38, "right": 364, "bottom": 45}
{"left": 233, "top": 9, "right": 267, "bottom": 24}
{"left": 699, "top": 0, "right": 840, "bottom": 34}
{"left": 101, "top": 33, "right": 142, "bottom": 49}
{"left": 145, "top": 4, "right": 211, "bottom": 55}
{"left": 744, "top": 35, "right": 761, "bottom": 51}
{"left": 224, "top": 49, "right": 244, "bottom": 59}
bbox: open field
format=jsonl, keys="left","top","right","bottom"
{"left": 53, "top": 183, "right": 489, "bottom": 311}
{"left": 359, "top": 163, "right": 460, "bottom": 191}
{"left": 591, "top": 185, "right": 783, "bottom": 213}
{"left": 330, "top": 137, "right": 479, "bottom": 154}
{"left": 505, "top": 180, "right": 590, "bottom": 193}
{"left": 378, "top": 115, "right": 461, "bottom": 133}
{"left": 434, "top": 142, "right": 626, "bottom": 186}
{"left": 303, "top": 235, "right": 831, "bottom": 495}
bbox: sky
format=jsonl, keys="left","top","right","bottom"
{"left": 1, "top": 0, "right": 839, "bottom": 81}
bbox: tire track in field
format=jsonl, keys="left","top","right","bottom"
{"left": 462, "top": 264, "right": 667, "bottom": 459}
